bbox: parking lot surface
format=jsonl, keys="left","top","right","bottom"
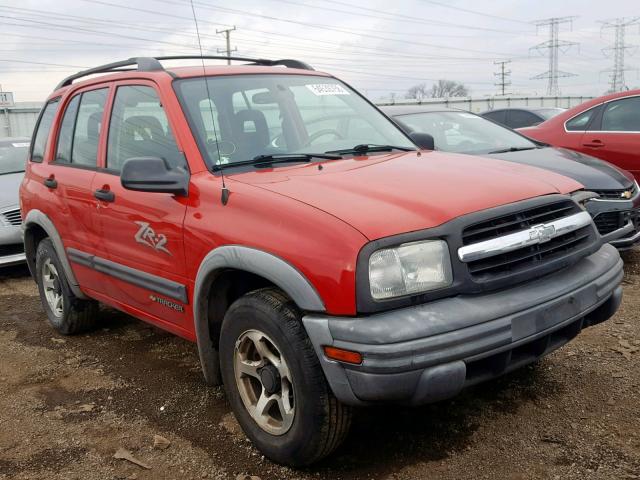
{"left": 1, "top": 253, "right": 639, "bottom": 480}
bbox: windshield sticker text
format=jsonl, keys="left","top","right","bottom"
{"left": 306, "top": 84, "right": 350, "bottom": 96}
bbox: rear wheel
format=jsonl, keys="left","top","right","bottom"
{"left": 219, "top": 288, "right": 351, "bottom": 466}
{"left": 35, "top": 238, "right": 99, "bottom": 335}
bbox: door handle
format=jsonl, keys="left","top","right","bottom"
{"left": 44, "top": 177, "right": 57, "bottom": 189}
{"left": 94, "top": 188, "right": 115, "bottom": 202}
{"left": 582, "top": 140, "right": 605, "bottom": 148}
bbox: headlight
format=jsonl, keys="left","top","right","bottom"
{"left": 368, "top": 240, "right": 453, "bottom": 300}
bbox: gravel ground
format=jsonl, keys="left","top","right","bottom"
{"left": 0, "top": 252, "right": 639, "bottom": 480}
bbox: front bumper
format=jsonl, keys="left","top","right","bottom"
{"left": 0, "top": 225, "right": 25, "bottom": 266}
{"left": 586, "top": 195, "right": 640, "bottom": 249}
{"left": 303, "top": 244, "right": 623, "bottom": 406}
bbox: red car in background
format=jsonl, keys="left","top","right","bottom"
{"left": 520, "top": 90, "right": 640, "bottom": 180}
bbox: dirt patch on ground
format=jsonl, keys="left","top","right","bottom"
{"left": 0, "top": 255, "right": 639, "bottom": 480}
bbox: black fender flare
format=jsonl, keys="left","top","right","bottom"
{"left": 193, "top": 245, "right": 325, "bottom": 385}
{"left": 23, "top": 209, "right": 87, "bottom": 299}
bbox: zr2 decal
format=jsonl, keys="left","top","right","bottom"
{"left": 134, "top": 221, "right": 171, "bottom": 255}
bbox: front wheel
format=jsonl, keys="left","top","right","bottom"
{"left": 219, "top": 288, "right": 351, "bottom": 466}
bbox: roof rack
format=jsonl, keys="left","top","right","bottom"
{"left": 55, "top": 56, "right": 315, "bottom": 89}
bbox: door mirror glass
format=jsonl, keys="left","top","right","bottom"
{"left": 121, "top": 157, "right": 189, "bottom": 196}
{"left": 409, "top": 132, "right": 435, "bottom": 150}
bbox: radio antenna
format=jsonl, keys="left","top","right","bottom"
{"left": 189, "top": 0, "right": 229, "bottom": 205}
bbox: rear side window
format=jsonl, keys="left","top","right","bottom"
{"left": 602, "top": 97, "right": 640, "bottom": 132}
{"left": 107, "top": 85, "right": 185, "bottom": 173}
{"left": 482, "top": 110, "right": 506, "bottom": 125}
{"left": 507, "top": 110, "right": 542, "bottom": 129}
{"left": 30, "top": 99, "right": 60, "bottom": 162}
{"left": 566, "top": 106, "right": 599, "bottom": 131}
{"left": 55, "top": 88, "right": 108, "bottom": 167}
{"left": 56, "top": 96, "right": 80, "bottom": 163}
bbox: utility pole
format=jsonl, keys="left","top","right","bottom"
{"left": 600, "top": 17, "right": 640, "bottom": 93}
{"left": 216, "top": 26, "right": 237, "bottom": 65}
{"left": 530, "top": 17, "right": 579, "bottom": 96}
{"left": 494, "top": 60, "right": 512, "bottom": 95}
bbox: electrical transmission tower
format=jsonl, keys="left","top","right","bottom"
{"left": 494, "top": 60, "right": 512, "bottom": 95}
{"left": 530, "top": 17, "right": 579, "bottom": 96}
{"left": 216, "top": 26, "right": 237, "bottom": 65}
{"left": 600, "top": 17, "right": 640, "bottom": 93}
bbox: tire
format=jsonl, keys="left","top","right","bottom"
{"left": 219, "top": 288, "right": 352, "bottom": 466}
{"left": 35, "top": 238, "right": 99, "bottom": 335}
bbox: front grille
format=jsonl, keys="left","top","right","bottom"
{"left": 462, "top": 200, "right": 593, "bottom": 281}
{"left": 594, "top": 211, "right": 625, "bottom": 235}
{"left": 594, "top": 183, "right": 637, "bottom": 200}
{"left": 1, "top": 208, "right": 22, "bottom": 226}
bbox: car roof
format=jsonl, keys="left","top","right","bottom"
{"left": 380, "top": 105, "right": 464, "bottom": 116}
{"left": 49, "top": 64, "right": 330, "bottom": 100}
{"left": 481, "top": 107, "right": 564, "bottom": 114}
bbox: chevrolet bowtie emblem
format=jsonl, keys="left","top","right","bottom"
{"left": 529, "top": 224, "right": 556, "bottom": 243}
{"left": 621, "top": 190, "right": 632, "bottom": 199}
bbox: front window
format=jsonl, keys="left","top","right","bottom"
{"left": 174, "top": 74, "right": 414, "bottom": 168}
{"left": 395, "top": 111, "right": 537, "bottom": 155}
{"left": 0, "top": 140, "right": 29, "bottom": 175}
{"left": 602, "top": 97, "right": 640, "bottom": 132}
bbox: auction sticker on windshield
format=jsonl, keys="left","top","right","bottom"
{"left": 306, "top": 84, "right": 350, "bottom": 96}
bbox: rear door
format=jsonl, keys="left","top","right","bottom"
{"left": 47, "top": 86, "right": 109, "bottom": 292}
{"left": 91, "top": 81, "right": 190, "bottom": 330}
{"left": 579, "top": 95, "right": 640, "bottom": 179}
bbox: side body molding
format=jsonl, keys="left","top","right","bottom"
{"left": 193, "top": 245, "right": 326, "bottom": 385}
{"left": 23, "top": 209, "right": 87, "bottom": 299}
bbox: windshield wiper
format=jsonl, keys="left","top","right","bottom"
{"left": 488, "top": 146, "right": 539, "bottom": 154}
{"left": 216, "top": 153, "right": 342, "bottom": 170}
{"left": 326, "top": 144, "right": 415, "bottom": 155}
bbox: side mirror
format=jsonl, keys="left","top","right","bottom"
{"left": 409, "top": 132, "right": 435, "bottom": 151}
{"left": 121, "top": 157, "right": 189, "bottom": 196}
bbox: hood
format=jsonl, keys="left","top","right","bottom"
{"left": 228, "top": 151, "right": 582, "bottom": 240}
{"left": 487, "top": 147, "right": 634, "bottom": 191}
{"left": 0, "top": 172, "right": 23, "bottom": 211}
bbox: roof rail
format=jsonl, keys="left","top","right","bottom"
{"left": 55, "top": 55, "right": 314, "bottom": 89}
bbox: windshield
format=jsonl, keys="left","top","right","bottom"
{"left": 174, "top": 74, "right": 415, "bottom": 168}
{"left": 535, "top": 108, "right": 565, "bottom": 120}
{"left": 0, "top": 141, "right": 29, "bottom": 175}
{"left": 394, "top": 111, "right": 537, "bottom": 155}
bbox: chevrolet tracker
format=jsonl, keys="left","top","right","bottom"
{"left": 20, "top": 56, "right": 624, "bottom": 466}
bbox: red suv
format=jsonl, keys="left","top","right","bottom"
{"left": 20, "top": 56, "right": 623, "bottom": 466}
{"left": 520, "top": 90, "right": 640, "bottom": 180}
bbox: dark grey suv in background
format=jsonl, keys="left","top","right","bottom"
{"left": 382, "top": 106, "right": 640, "bottom": 250}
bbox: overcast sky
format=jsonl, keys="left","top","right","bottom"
{"left": 1, "top": 0, "right": 639, "bottom": 102}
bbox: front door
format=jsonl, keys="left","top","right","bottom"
{"left": 91, "top": 82, "right": 190, "bottom": 331}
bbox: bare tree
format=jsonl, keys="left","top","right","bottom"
{"left": 405, "top": 83, "right": 429, "bottom": 101}
{"left": 406, "top": 80, "right": 469, "bottom": 100}
{"left": 430, "top": 79, "right": 469, "bottom": 98}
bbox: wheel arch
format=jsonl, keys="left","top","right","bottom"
{"left": 193, "top": 245, "right": 325, "bottom": 385}
{"left": 23, "top": 209, "right": 87, "bottom": 299}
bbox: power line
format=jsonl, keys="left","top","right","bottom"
{"left": 494, "top": 60, "right": 512, "bottom": 95}
{"left": 600, "top": 17, "right": 640, "bottom": 92}
{"left": 417, "top": 0, "right": 530, "bottom": 25}
{"left": 530, "top": 17, "right": 579, "bottom": 96}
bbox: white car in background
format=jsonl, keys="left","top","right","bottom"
{"left": 0, "top": 137, "right": 30, "bottom": 266}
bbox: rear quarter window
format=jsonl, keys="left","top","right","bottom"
{"left": 30, "top": 99, "right": 60, "bottom": 163}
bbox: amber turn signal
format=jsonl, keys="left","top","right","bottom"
{"left": 323, "top": 346, "right": 363, "bottom": 365}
